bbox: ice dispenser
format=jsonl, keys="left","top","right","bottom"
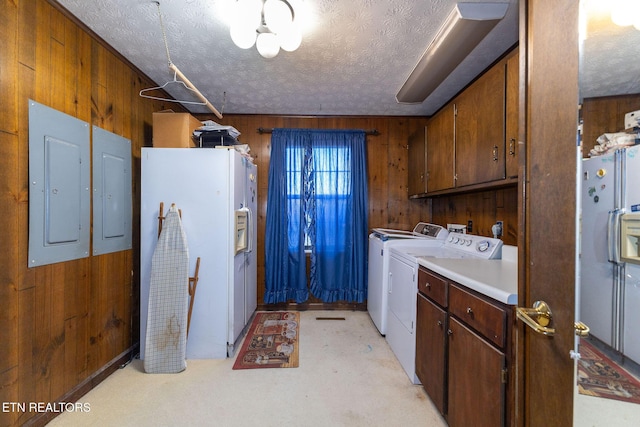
{"left": 234, "top": 209, "right": 248, "bottom": 254}
{"left": 621, "top": 213, "right": 640, "bottom": 265}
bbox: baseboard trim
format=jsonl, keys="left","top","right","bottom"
{"left": 257, "top": 302, "right": 367, "bottom": 311}
{"left": 23, "top": 345, "right": 138, "bottom": 427}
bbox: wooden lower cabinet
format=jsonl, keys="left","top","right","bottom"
{"left": 416, "top": 267, "right": 512, "bottom": 426}
{"left": 447, "top": 318, "right": 506, "bottom": 427}
{"left": 416, "top": 293, "right": 447, "bottom": 415}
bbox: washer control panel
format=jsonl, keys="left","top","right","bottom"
{"left": 413, "top": 222, "right": 449, "bottom": 239}
{"left": 443, "top": 232, "right": 503, "bottom": 259}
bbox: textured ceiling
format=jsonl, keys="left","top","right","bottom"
{"left": 55, "top": 0, "right": 519, "bottom": 117}
{"left": 580, "top": 3, "right": 640, "bottom": 100}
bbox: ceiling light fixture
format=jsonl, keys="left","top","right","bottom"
{"left": 396, "top": 2, "right": 509, "bottom": 104}
{"left": 610, "top": 0, "right": 640, "bottom": 31}
{"left": 230, "top": 0, "right": 303, "bottom": 59}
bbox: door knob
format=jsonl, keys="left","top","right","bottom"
{"left": 574, "top": 321, "right": 590, "bottom": 337}
{"left": 515, "top": 300, "right": 556, "bottom": 336}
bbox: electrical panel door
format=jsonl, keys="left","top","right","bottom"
{"left": 92, "top": 126, "right": 132, "bottom": 255}
{"left": 28, "top": 100, "right": 90, "bottom": 267}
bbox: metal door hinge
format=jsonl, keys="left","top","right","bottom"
{"left": 501, "top": 368, "right": 508, "bottom": 384}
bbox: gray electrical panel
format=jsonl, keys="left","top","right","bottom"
{"left": 92, "top": 126, "right": 132, "bottom": 255}
{"left": 28, "top": 100, "right": 90, "bottom": 267}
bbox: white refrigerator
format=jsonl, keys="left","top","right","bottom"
{"left": 140, "top": 147, "right": 257, "bottom": 359}
{"left": 580, "top": 144, "right": 640, "bottom": 365}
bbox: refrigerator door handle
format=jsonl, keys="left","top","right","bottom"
{"left": 608, "top": 208, "right": 624, "bottom": 264}
{"left": 246, "top": 207, "right": 254, "bottom": 253}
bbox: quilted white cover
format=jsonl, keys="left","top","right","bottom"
{"left": 144, "top": 204, "right": 190, "bottom": 374}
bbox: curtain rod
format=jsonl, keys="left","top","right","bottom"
{"left": 257, "top": 127, "right": 380, "bottom": 136}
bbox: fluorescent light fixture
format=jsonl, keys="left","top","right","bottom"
{"left": 396, "top": 2, "right": 509, "bottom": 104}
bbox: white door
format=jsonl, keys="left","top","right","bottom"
{"left": 245, "top": 161, "right": 258, "bottom": 326}
{"left": 386, "top": 252, "right": 419, "bottom": 384}
{"left": 141, "top": 148, "right": 230, "bottom": 359}
{"left": 230, "top": 150, "right": 247, "bottom": 348}
{"left": 367, "top": 235, "right": 386, "bottom": 334}
{"left": 580, "top": 152, "right": 616, "bottom": 346}
{"left": 388, "top": 254, "right": 416, "bottom": 334}
{"left": 623, "top": 145, "right": 640, "bottom": 363}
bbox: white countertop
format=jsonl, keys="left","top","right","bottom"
{"left": 417, "top": 246, "right": 518, "bottom": 305}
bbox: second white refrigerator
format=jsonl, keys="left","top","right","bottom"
{"left": 581, "top": 144, "right": 640, "bottom": 365}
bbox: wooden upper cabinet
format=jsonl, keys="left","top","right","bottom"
{"left": 408, "top": 127, "right": 427, "bottom": 196}
{"left": 426, "top": 105, "right": 455, "bottom": 193}
{"left": 505, "top": 48, "right": 519, "bottom": 179}
{"left": 454, "top": 63, "right": 506, "bottom": 187}
{"left": 407, "top": 47, "right": 519, "bottom": 198}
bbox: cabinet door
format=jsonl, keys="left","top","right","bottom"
{"left": 426, "top": 105, "right": 455, "bottom": 193}
{"left": 505, "top": 48, "right": 519, "bottom": 179}
{"left": 454, "top": 64, "right": 506, "bottom": 187}
{"left": 408, "top": 127, "right": 427, "bottom": 196}
{"left": 447, "top": 318, "right": 505, "bottom": 427}
{"left": 416, "top": 294, "right": 447, "bottom": 415}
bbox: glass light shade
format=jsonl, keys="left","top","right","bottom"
{"left": 230, "top": 23, "right": 257, "bottom": 49}
{"left": 611, "top": 2, "right": 635, "bottom": 26}
{"left": 256, "top": 32, "right": 280, "bottom": 58}
{"left": 233, "top": 0, "right": 262, "bottom": 29}
{"left": 263, "top": 0, "right": 293, "bottom": 34}
{"left": 278, "top": 25, "right": 302, "bottom": 52}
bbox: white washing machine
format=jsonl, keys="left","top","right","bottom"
{"left": 386, "top": 233, "right": 504, "bottom": 384}
{"left": 367, "top": 223, "right": 448, "bottom": 335}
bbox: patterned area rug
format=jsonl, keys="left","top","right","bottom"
{"left": 232, "top": 311, "right": 299, "bottom": 370}
{"left": 577, "top": 339, "right": 640, "bottom": 405}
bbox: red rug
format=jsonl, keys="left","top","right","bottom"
{"left": 232, "top": 311, "right": 299, "bottom": 370}
{"left": 577, "top": 338, "right": 640, "bottom": 405}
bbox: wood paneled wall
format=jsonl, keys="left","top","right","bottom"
{"left": 431, "top": 187, "right": 518, "bottom": 246}
{"left": 0, "top": 1, "right": 518, "bottom": 425}
{"left": 581, "top": 94, "right": 640, "bottom": 157}
{"left": 1, "top": 2, "right": 184, "bottom": 426}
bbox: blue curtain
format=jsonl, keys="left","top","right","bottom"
{"left": 264, "top": 130, "right": 309, "bottom": 303}
{"left": 264, "top": 128, "right": 368, "bottom": 304}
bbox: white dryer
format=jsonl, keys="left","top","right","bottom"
{"left": 367, "top": 223, "right": 448, "bottom": 335}
{"left": 386, "top": 233, "right": 504, "bottom": 384}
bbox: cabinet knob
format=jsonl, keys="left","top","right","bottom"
{"left": 447, "top": 329, "right": 453, "bottom": 336}
{"left": 466, "top": 307, "right": 473, "bottom": 315}
{"left": 426, "top": 282, "right": 431, "bottom": 289}
{"left": 437, "top": 320, "right": 443, "bottom": 327}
